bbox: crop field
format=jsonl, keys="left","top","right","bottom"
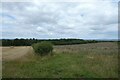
{"left": 2, "top": 42, "right": 118, "bottom": 78}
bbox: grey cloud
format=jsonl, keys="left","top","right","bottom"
{"left": 90, "top": 25, "right": 108, "bottom": 31}
{"left": 2, "top": 2, "right": 31, "bottom": 11}
{"left": 24, "top": 12, "right": 58, "bottom": 25}
{"left": 1, "top": 1, "right": 118, "bottom": 39}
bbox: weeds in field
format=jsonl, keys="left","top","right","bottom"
{"left": 2, "top": 42, "right": 118, "bottom": 78}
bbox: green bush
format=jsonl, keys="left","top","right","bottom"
{"left": 32, "top": 41, "right": 53, "bottom": 56}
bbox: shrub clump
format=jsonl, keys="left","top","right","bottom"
{"left": 32, "top": 41, "right": 53, "bottom": 56}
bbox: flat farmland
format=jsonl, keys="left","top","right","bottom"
{"left": 2, "top": 46, "right": 31, "bottom": 61}
{"left": 2, "top": 42, "right": 118, "bottom": 78}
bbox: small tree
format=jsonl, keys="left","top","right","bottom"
{"left": 32, "top": 41, "right": 53, "bottom": 56}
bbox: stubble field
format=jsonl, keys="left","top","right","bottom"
{"left": 2, "top": 42, "right": 118, "bottom": 78}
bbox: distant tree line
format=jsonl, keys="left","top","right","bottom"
{"left": 0, "top": 38, "right": 115, "bottom": 46}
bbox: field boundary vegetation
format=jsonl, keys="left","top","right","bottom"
{"left": 1, "top": 38, "right": 117, "bottom": 46}
{"left": 32, "top": 41, "right": 53, "bottom": 56}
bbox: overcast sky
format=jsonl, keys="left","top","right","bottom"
{"left": 0, "top": 0, "right": 119, "bottom": 39}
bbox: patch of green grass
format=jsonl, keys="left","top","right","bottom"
{"left": 2, "top": 42, "right": 118, "bottom": 78}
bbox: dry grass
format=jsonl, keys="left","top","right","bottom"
{"left": 2, "top": 42, "right": 118, "bottom": 78}
{"left": 2, "top": 46, "right": 31, "bottom": 61}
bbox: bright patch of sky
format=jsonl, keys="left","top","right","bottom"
{"left": 1, "top": 0, "right": 119, "bottom": 39}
